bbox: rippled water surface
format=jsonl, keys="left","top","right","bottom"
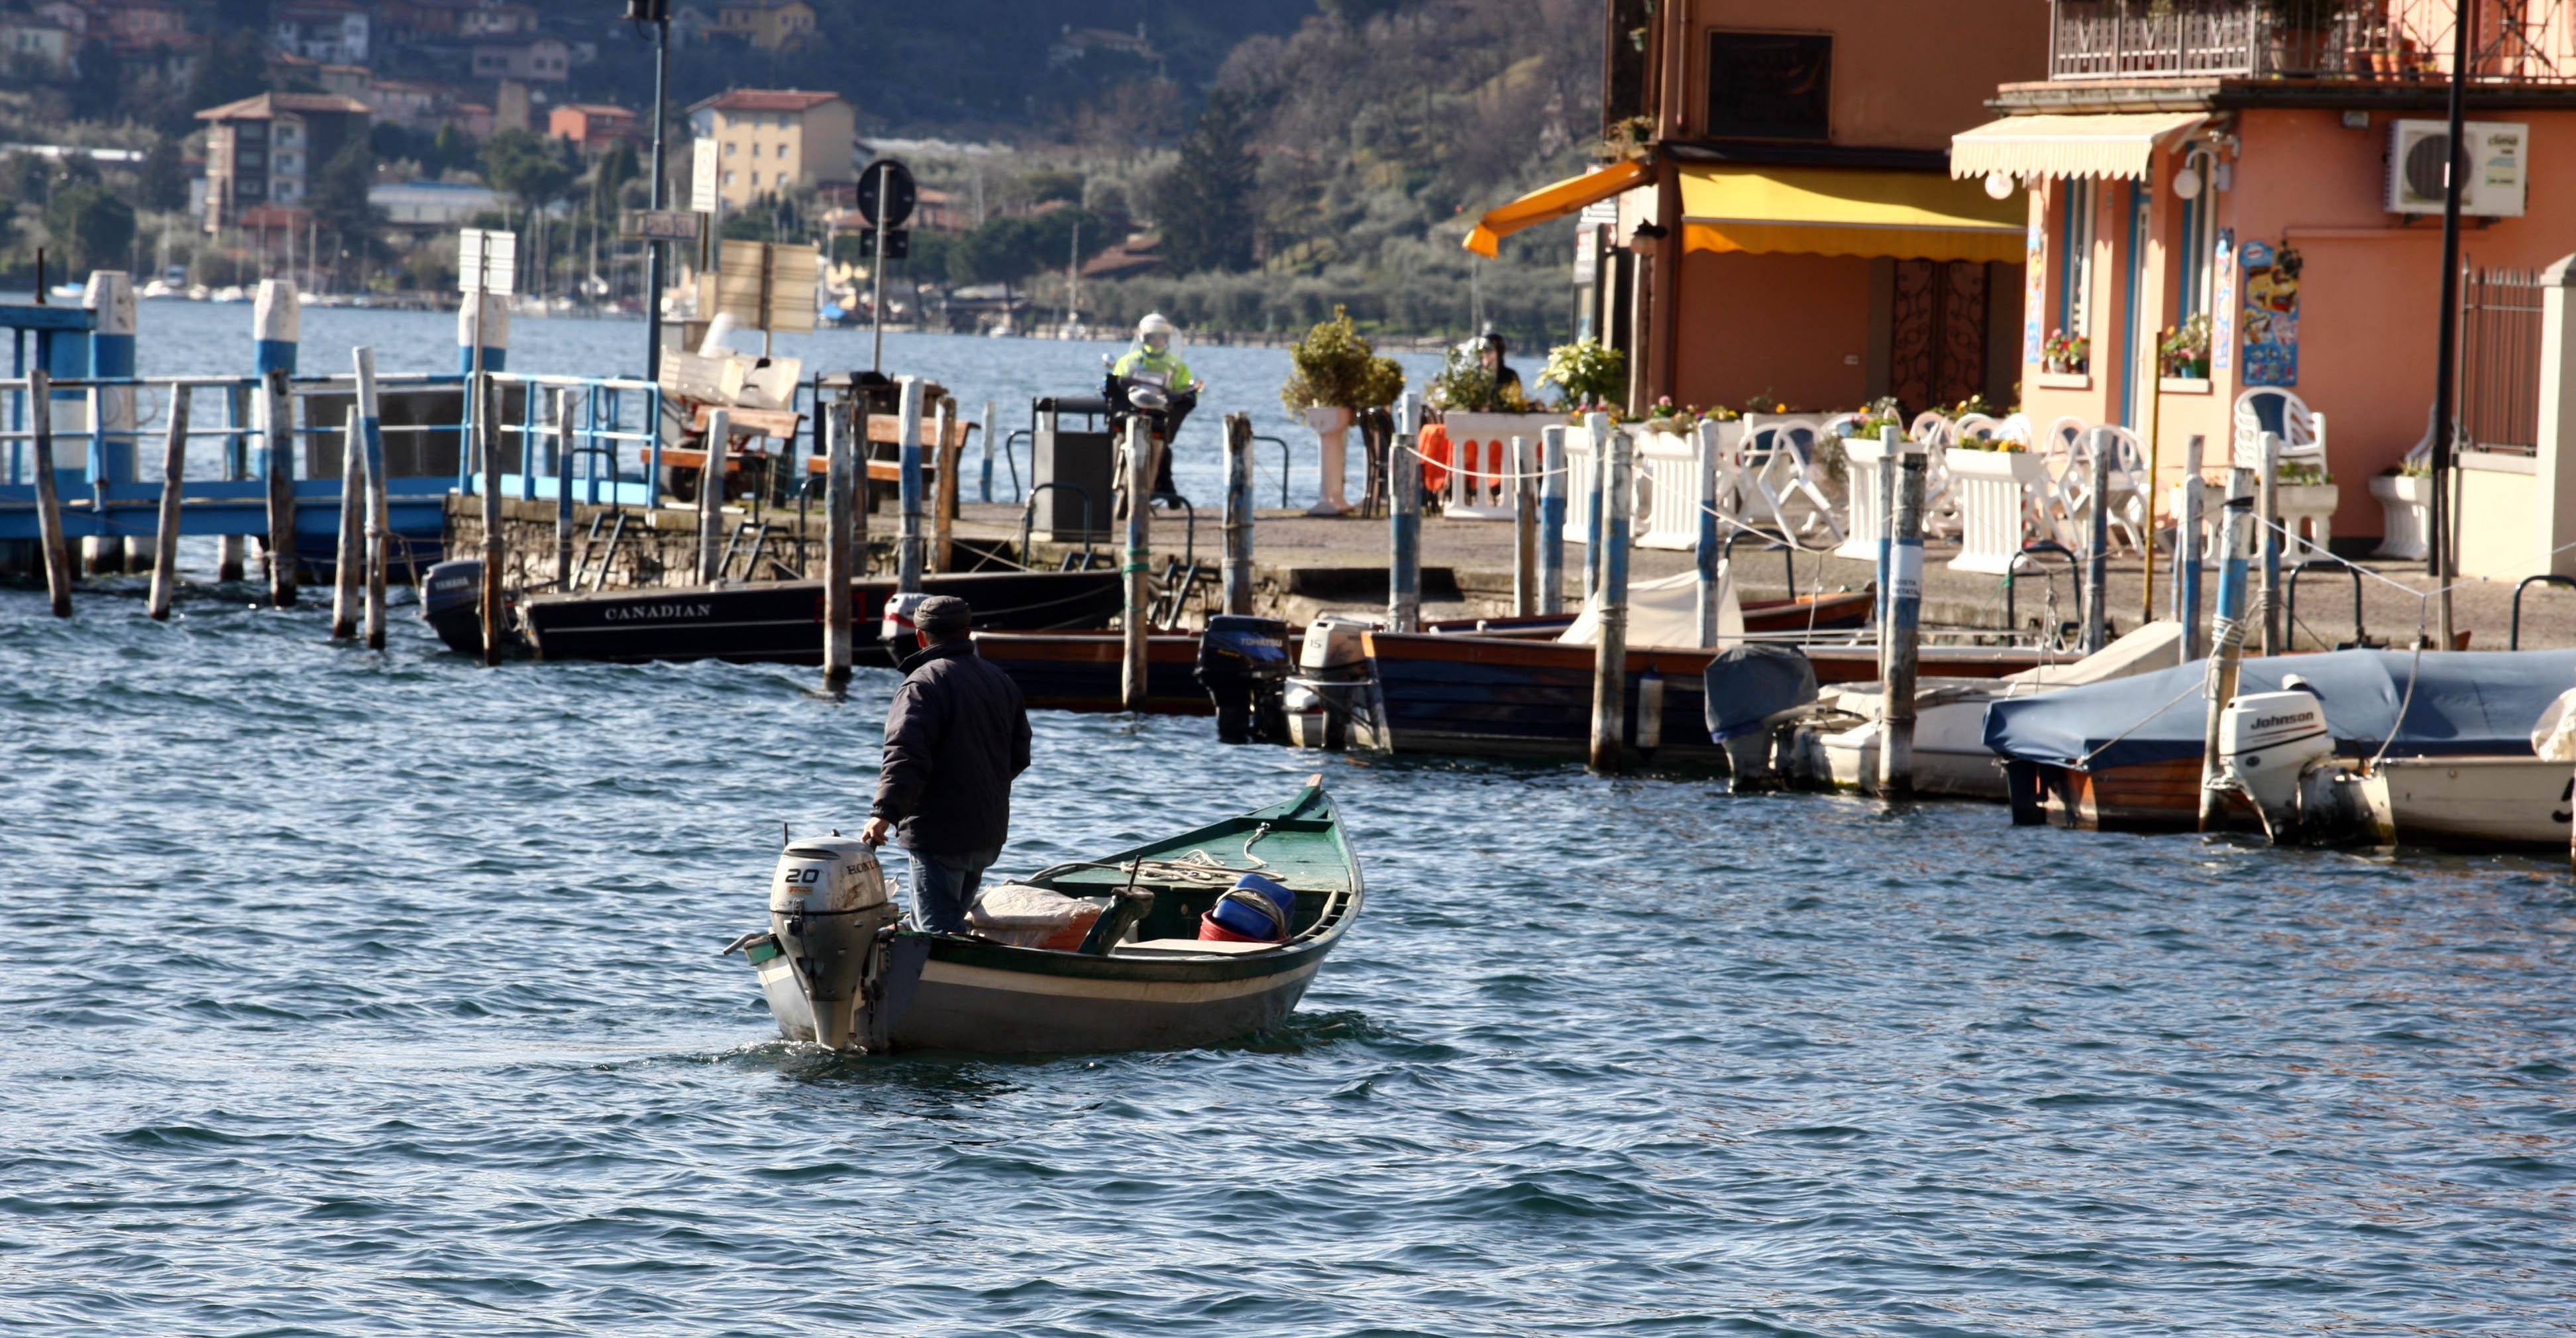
{"left": 4, "top": 585, "right": 2574, "bottom": 1336}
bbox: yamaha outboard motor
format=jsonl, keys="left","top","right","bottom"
{"left": 765, "top": 836, "right": 898, "bottom": 1050}
{"left": 1197, "top": 614, "right": 1292, "bottom": 744}
{"left": 420, "top": 558, "right": 486, "bottom": 655}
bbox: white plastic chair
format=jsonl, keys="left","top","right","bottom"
{"left": 1738, "top": 414, "right": 1843, "bottom": 543}
{"left": 2231, "top": 387, "right": 2326, "bottom": 473}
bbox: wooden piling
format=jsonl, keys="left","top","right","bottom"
{"left": 330, "top": 408, "right": 362, "bottom": 639}
{"left": 217, "top": 384, "right": 248, "bottom": 583}
{"left": 933, "top": 396, "right": 960, "bottom": 573}
{"left": 261, "top": 368, "right": 298, "bottom": 607}
{"left": 1537, "top": 425, "right": 1566, "bottom": 616}
{"left": 698, "top": 408, "right": 730, "bottom": 585}
{"left": 2175, "top": 434, "right": 2206, "bottom": 663}
{"left": 1588, "top": 425, "right": 1633, "bottom": 773}
{"left": 1388, "top": 392, "right": 1421, "bottom": 634}
{"left": 822, "top": 400, "right": 856, "bottom": 692}
{"left": 553, "top": 388, "right": 575, "bottom": 591}
{"left": 2257, "top": 429, "right": 2282, "bottom": 655}
{"left": 2084, "top": 425, "right": 2113, "bottom": 652}
{"left": 1693, "top": 420, "right": 1720, "bottom": 647}
{"left": 27, "top": 368, "right": 72, "bottom": 618}
{"left": 146, "top": 385, "right": 191, "bottom": 621}
{"left": 1222, "top": 412, "right": 1254, "bottom": 616}
{"left": 1878, "top": 447, "right": 1927, "bottom": 798}
{"left": 1512, "top": 435, "right": 1537, "bottom": 619}
{"left": 479, "top": 374, "right": 505, "bottom": 665}
{"left": 354, "top": 348, "right": 389, "bottom": 651}
{"left": 1120, "top": 414, "right": 1153, "bottom": 711}
{"left": 979, "top": 398, "right": 998, "bottom": 504}
{"left": 1580, "top": 412, "right": 1607, "bottom": 605}
{"left": 895, "top": 378, "right": 926, "bottom": 592}
{"left": 2198, "top": 467, "right": 2258, "bottom": 832}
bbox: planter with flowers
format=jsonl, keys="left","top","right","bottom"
{"left": 2370, "top": 459, "right": 2433, "bottom": 560}
{"left": 2276, "top": 459, "right": 2340, "bottom": 559}
{"left": 1281, "top": 306, "right": 1405, "bottom": 516}
{"left": 2157, "top": 313, "right": 2212, "bottom": 392}
{"left": 1946, "top": 433, "right": 2049, "bottom": 575}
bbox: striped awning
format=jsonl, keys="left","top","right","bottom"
{"left": 1677, "top": 165, "right": 2027, "bottom": 264}
{"left": 1462, "top": 159, "right": 1652, "bottom": 258}
{"left": 1949, "top": 112, "right": 2208, "bottom": 182}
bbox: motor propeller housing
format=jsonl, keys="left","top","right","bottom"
{"left": 769, "top": 837, "right": 896, "bottom": 1049}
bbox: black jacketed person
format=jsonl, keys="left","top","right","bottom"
{"left": 861, "top": 596, "right": 1032, "bottom": 934}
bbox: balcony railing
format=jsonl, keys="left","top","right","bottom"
{"left": 2049, "top": 0, "right": 2576, "bottom": 84}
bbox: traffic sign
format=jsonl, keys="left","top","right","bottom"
{"left": 881, "top": 229, "right": 908, "bottom": 261}
{"left": 621, "top": 209, "right": 702, "bottom": 243}
{"left": 856, "top": 159, "right": 914, "bottom": 230}
{"left": 690, "top": 137, "right": 718, "bottom": 213}
{"left": 458, "top": 227, "right": 517, "bottom": 296}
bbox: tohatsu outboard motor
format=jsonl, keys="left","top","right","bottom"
{"left": 1196, "top": 614, "right": 1291, "bottom": 744}
{"left": 765, "top": 836, "right": 898, "bottom": 1049}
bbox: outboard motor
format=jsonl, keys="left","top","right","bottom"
{"left": 767, "top": 836, "right": 898, "bottom": 1050}
{"left": 1285, "top": 614, "right": 1377, "bottom": 750}
{"left": 419, "top": 558, "right": 486, "bottom": 656}
{"left": 879, "top": 590, "right": 928, "bottom": 648}
{"left": 1704, "top": 643, "right": 1818, "bottom": 793}
{"left": 2218, "top": 681, "right": 2362, "bottom": 842}
{"left": 1197, "top": 614, "right": 1292, "bottom": 744}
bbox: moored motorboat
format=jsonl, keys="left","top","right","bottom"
{"left": 519, "top": 569, "right": 1122, "bottom": 665}
{"left": 727, "top": 779, "right": 1362, "bottom": 1054}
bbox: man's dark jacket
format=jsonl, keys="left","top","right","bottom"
{"left": 871, "top": 639, "right": 1032, "bottom": 854}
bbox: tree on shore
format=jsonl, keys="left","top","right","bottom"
{"left": 1152, "top": 93, "right": 1256, "bottom": 274}
{"left": 44, "top": 184, "right": 136, "bottom": 275}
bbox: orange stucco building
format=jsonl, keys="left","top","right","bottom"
{"left": 1960, "top": 0, "right": 2576, "bottom": 548}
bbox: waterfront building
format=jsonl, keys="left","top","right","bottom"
{"left": 713, "top": 0, "right": 818, "bottom": 52}
{"left": 197, "top": 91, "right": 372, "bottom": 235}
{"left": 549, "top": 103, "right": 645, "bottom": 159}
{"left": 271, "top": 0, "right": 371, "bottom": 66}
{"left": 1468, "top": 0, "right": 2050, "bottom": 416}
{"left": 473, "top": 35, "right": 572, "bottom": 84}
{"left": 686, "top": 88, "right": 857, "bottom": 208}
{"left": 1953, "top": 0, "right": 2576, "bottom": 553}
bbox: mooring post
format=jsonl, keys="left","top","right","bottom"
{"left": 1538, "top": 425, "right": 1566, "bottom": 615}
{"left": 552, "top": 388, "right": 574, "bottom": 591}
{"left": 1878, "top": 447, "right": 1928, "bottom": 797}
{"left": 84, "top": 270, "right": 136, "bottom": 574}
{"left": 933, "top": 395, "right": 961, "bottom": 573}
{"left": 1580, "top": 412, "right": 1607, "bottom": 604}
{"left": 895, "top": 376, "right": 926, "bottom": 592}
{"left": 255, "top": 279, "right": 299, "bottom": 606}
{"left": 698, "top": 409, "right": 729, "bottom": 585}
{"left": 979, "top": 397, "right": 997, "bottom": 504}
{"left": 478, "top": 374, "right": 505, "bottom": 665}
{"left": 1222, "top": 412, "right": 1254, "bottom": 616}
{"left": 1877, "top": 425, "right": 1900, "bottom": 644}
{"left": 28, "top": 368, "right": 71, "bottom": 618}
{"left": 1511, "top": 435, "right": 1538, "bottom": 618}
{"left": 2199, "top": 466, "right": 2257, "bottom": 832}
{"left": 330, "top": 409, "right": 362, "bottom": 639}
{"left": 2176, "top": 433, "right": 2206, "bottom": 663}
{"left": 217, "top": 383, "right": 248, "bottom": 582}
{"left": 2083, "top": 426, "right": 2114, "bottom": 652}
{"left": 146, "top": 384, "right": 190, "bottom": 620}
{"left": 822, "top": 399, "right": 856, "bottom": 693}
{"left": 2257, "top": 429, "right": 2282, "bottom": 654}
{"left": 1120, "top": 414, "right": 1153, "bottom": 711}
{"left": 1588, "top": 425, "right": 1633, "bottom": 773}
{"left": 1388, "top": 392, "right": 1422, "bottom": 634}
{"left": 1695, "top": 419, "right": 1722, "bottom": 648}
{"left": 354, "top": 348, "right": 390, "bottom": 650}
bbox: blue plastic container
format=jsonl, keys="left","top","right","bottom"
{"left": 1205, "top": 886, "right": 1287, "bottom": 941}
{"left": 1234, "top": 873, "right": 1295, "bottom": 927}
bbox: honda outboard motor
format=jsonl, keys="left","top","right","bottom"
{"left": 420, "top": 558, "right": 486, "bottom": 656}
{"left": 767, "top": 836, "right": 897, "bottom": 1050}
{"left": 1197, "top": 614, "right": 1291, "bottom": 744}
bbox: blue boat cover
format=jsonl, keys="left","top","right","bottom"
{"left": 1704, "top": 643, "right": 1819, "bottom": 741}
{"left": 1982, "top": 649, "right": 2576, "bottom": 770}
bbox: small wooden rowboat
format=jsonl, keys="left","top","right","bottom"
{"left": 741, "top": 780, "right": 1362, "bottom": 1053}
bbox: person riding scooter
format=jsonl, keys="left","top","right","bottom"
{"left": 1105, "top": 313, "right": 1204, "bottom": 504}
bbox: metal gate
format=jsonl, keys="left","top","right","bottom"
{"left": 2457, "top": 262, "right": 2546, "bottom": 455}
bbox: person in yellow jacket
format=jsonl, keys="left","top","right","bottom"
{"left": 1108, "top": 313, "right": 1205, "bottom": 500}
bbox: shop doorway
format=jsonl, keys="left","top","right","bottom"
{"left": 1889, "top": 258, "right": 1990, "bottom": 414}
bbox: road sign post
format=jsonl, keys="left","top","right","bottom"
{"left": 857, "top": 158, "right": 914, "bottom": 373}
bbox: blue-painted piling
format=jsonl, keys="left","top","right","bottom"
{"left": 1538, "top": 425, "right": 1567, "bottom": 615}
{"left": 896, "top": 376, "right": 926, "bottom": 592}
{"left": 1388, "top": 392, "right": 1421, "bottom": 634}
{"left": 1694, "top": 420, "right": 1721, "bottom": 648}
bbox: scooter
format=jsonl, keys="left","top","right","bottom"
{"left": 1101, "top": 364, "right": 1198, "bottom": 518}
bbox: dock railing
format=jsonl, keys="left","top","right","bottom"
{"left": 466, "top": 372, "right": 667, "bottom": 510}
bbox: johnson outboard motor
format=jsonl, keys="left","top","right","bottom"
{"left": 1197, "top": 614, "right": 1292, "bottom": 744}
{"left": 764, "top": 836, "right": 898, "bottom": 1050}
{"left": 2216, "top": 676, "right": 2367, "bottom": 843}
{"left": 419, "top": 558, "right": 486, "bottom": 656}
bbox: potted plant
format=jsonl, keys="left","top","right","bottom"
{"left": 2262, "top": 0, "right": 2339, "bottom": 78}
{"left": 2371, "top": 457, "right": 2433, "bottom": 559}
{"left": 1282, "top": 306, "right": 1405, "bottom": 515}
{"left": 2159, "top": 313, "right": 2212, "bottom": 380}
{"left": 2275, "top": 458, "right": 2341, "bottom": 557}
{"left": 1538, "top": 337, "right": 1627, "bottom": 417}
{"left": 2043, "top": 330, "right": 2090, "bottom": 375}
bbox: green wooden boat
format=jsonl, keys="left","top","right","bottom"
{"left": 735, "top": 778, "right": 1363, "bottom": 1053}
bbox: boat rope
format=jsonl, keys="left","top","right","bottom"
{"left": 1240, "top": 822, "right": 1273, "bottom": 869}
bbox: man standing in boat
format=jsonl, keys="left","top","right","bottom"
{"left": 861, "top": 596, "right": 1032, "bottom": 934}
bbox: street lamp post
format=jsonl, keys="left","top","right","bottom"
{"left": 2429, "top": 0, "right": 2477, "bottom": 647}
{"left": 635, "top": 0, "right": 673, "bottom": 383}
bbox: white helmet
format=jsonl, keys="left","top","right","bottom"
{"left": 1138, "top": 312, "right": 1176, "bottom": 349}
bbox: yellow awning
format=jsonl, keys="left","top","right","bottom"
{"left": 1462, "top": 159, "right": 1651, "bottom": 258}
{"left": 1676, "top": 165, "right": 2027, "bottom": 264}
{"left": 1949, "top": 112, "right": 2208, "bottom": 182}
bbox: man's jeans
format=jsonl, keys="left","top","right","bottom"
{"left": 905, "top": 846, "right": 1000, "bottom": 935}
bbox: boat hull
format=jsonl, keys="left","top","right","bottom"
{"left": 522, "top": 569, "right": 1122, "bottom": 665}
{"left": 973, "top": 632, "right": 1210, "bottom": 714}
{"left": 2363, "top": 756, "right": 2575, "bottom": 851}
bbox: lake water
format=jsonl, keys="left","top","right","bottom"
{"left": 3, "top": 305, "right": 2574, "bottom": 1335}
{"left": 110, "top": 300, "right": 1453, "bottom": 512}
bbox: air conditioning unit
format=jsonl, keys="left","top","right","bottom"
{"left": 2386, "top": 119, "right": 2529, "bottom": 217}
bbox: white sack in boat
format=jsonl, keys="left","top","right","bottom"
{"left": 1557, "top": 569, "right": 1743, "bottom": 650}
{"left": 966, "top": 883, "right": 1103, "bottom": 950}
{"left": 2532, "top": 687, "right": 2576, "bottom": 760}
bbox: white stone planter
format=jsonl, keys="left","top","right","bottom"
{"left": 1835, "top": 435, "right": 1894, "bottom": 562}
{"left": 2370, "top": 474, "right": 2431, "bottom": 561}
{"left": 1947, "top": 447, "right": 2051, "bottom": 575}
{"left": 2277, "top": 482, "right": 2340, "bottom": 559}
{"left": 1303, "top": 405, "right": 1354, "bottom": 515}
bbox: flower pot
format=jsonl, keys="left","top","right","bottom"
{"left": 1947, "top": 447, "right": 2050, "bottom": 575}
{"left": 2276, "top": 481, "right": 2341, "bottom": 559}
{"left": 2370, "top": 473, "right": 2432, "bottom": 560}
{"left": 1304, "top": 406, "right": 1355, "bottom": 515}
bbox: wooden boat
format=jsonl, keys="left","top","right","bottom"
{"left": 1362, "top": 628, "right": 2048, "bottom": 765}
{"left": 517, "top": 569, "right": 1122, "bottom": 665}
{"left": 737, "top": 779, "right": 1362, "bottom": 1053}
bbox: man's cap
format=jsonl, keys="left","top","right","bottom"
{"left": 914, "top": 594, "right": 972, "bottom": 636}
